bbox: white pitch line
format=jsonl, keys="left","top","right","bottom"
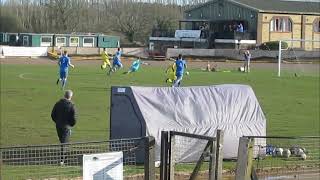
{"left": 18, "top": 73, "right": 34, "bottom": 80}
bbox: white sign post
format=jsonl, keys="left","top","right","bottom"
{"left": 83, "top": 152, "right": 123, "bottom": 180}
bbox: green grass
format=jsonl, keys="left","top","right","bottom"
{"left": 0, "top": 163, "right": 235, "bottom": 178}
{"left": 1, "top": 164, "right": 146, "bottom": 178}
{"left": 0, "top": 63, "right": 319, "bottom": 146}
{"left": 1, "top": 165, "right": 82, "bottom": 179}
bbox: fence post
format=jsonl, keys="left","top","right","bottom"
{"left": 160, "top": 131, "right": 169, "bottom": 180}
{"left": 215, "top": 129, "right": 224, "bottom": 180}
{"left": 169, "top": 132, "right": 175, "bottom": 180}
{"left": 209, "top": 139, "right": 216, "bottom": 180}
{"left": 145, "top": 136, "right": 155, "bottom": 180}
{"left": 0, "top": 149, "right": 2, "bottom": 177}
{"left": 235, "top": 137, "right": 254, "bottom": 180}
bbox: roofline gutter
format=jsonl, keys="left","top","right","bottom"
{"left": 184, "top": 0, "right": 320, "bottom": 16}
{"left": 184, "top": 0, "right": 261, "bottom": 13}
{"left": 259, "top": 11, "right": 320, "bottom": 15}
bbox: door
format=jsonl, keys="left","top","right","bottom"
{"left": 23, "top": 36, "right": 29, "bottom": 46}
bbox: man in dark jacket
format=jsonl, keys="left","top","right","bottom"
{"left": 51, "top": 90, "right": 77, "bottom": 143}
{"left": 51, "top": 90, "right": 76, "bottom": 165}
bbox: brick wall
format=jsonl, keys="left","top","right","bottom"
{"left": 304, "top": 15, "right": 320, "bottom": 50}
{"left": 259, "top": 13, "right": 320, "bottom": 50}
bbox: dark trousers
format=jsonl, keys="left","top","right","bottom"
{"left": 56, "top": 126, "right": 71, "bottom": 143}
{"left": 56, "top": 125, "right": 71, "bottom": 163}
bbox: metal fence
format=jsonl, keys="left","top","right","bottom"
{"left": 236, "top": 136, "right": 320, "bottom": 180}
{"left": 0, "top": 136, "right": 155, "bottom": 180}
{"left": 160, "top": 130, "right": 224, "bottom": 180}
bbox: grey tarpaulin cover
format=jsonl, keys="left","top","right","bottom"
{"left": 130, "top": 84, "right": 266, "bottom": 161}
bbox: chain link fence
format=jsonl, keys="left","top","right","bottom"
{"left": 0, "top": 137, "right": 155, "bottom": 180}
{"left": 236, "top": 136, "right": 320, "bottom": 180}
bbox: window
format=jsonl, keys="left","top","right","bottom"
{"left": 314, "top": 18, "right": 320, "bottom": 32}
{"left": 83, "top": 37, "right": 94, "bottom": 47}
{"left": 56, "top": 37, "right": 66, "bottom": 46}
{"left": 70, "top": 37, "right": 79, "bottom": 47}
{"left": 270, "top": 17, "right": 292, "bottom": 32}
{"left": 23, "top": 36, "right": 29, "bottom": 46}
{"left": 40, "top": 36, "right": 52, "bottom": 46}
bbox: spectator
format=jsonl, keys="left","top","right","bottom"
{"left": 244, "top": 50, "right": 251, "bottom": 73}
{"left": 233, "top": 23, "right": 237, "bottom": 32}
{"left": 51, "top": 90, "right": 77, "bottom": 143}
{"left": 51, "top": 90, "right": 77, "bottom": 164}
{"left": 237, "top": 23, "right": 244, "bottom": 32}
{"left": 229, "top": 24, "right": 233, "bottom": 32}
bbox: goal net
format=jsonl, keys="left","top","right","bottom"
{"left": 277, "top": 39, "right": 320, "bottom": 77}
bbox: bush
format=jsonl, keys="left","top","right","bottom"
{"left": 259, "top": 41, "right": 288, "bottom": 50}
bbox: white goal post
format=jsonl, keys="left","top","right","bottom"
{"left": 278, "top": 39, "right": 320, "bottom": 77}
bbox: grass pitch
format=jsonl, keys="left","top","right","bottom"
{"left": 0, "top": 60, "right": 319, "bottom": 146}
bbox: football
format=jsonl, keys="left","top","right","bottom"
{"left": 300, "top": 153, "right": 307, "bottom": 160}
{"left": 283, "top": 149, "right": 291, "bottom": 158}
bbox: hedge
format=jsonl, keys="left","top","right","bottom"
{"left": 259, "top": 41, "right": 288, "bottom": 50}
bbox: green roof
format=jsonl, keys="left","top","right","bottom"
{"left": 186, "top": 0, "right": 320, "bottom": 15}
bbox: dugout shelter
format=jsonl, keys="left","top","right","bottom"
{"left": 110, "top": 85, "right": 266, "bottom": 161}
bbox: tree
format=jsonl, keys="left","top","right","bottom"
{"left": 0, "top": 10, "right": 22, "bottom": 32}
{"left": 0, "top": 0, "right": 208, "bottom": 42}
{"left": 111, "top": 2, "right": 151, "bottom": 42}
